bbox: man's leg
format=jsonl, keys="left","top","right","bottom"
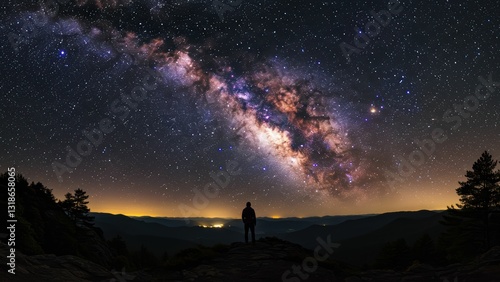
{"left": 244, "top": 224, "right": 249, "bottom": 243}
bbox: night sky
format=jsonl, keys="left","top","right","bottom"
{"left": 0, "top": 0, "right": 498, "bottom": 217}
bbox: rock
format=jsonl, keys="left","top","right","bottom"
{"left": 350, "top": 247, "right": 500, "bottom": 282}
{"left": 344, "top": 276, "right": 364, "bottom": 282}
{"left": 480, "top": 246, "right": 500, "bottom": 262}
{"left": 0, "top": 242, "right": 114, "bottom": 282}
{"left": 76, "top": 225, "right": 114, "bottom": 267}
{"left": 151, "top": 237, "right": 339, "bottom": 281}
{"left": 191, "top": 264, "right": 220, "bottom": 277}
{"left": 406, "top": 262, "right": 435, "bottom": 274}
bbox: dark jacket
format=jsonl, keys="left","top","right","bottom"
{"left": 242, "top": 207, "right": 256, "bottom": 225}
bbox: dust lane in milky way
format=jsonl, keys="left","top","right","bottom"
{"left": 107, "top": 28, "right": 370, "bottom": 199}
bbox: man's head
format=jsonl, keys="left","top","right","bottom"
{"left": 246, "top": 202, "right": 251, "bottom": 207}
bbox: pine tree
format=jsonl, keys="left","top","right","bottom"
{"left": 61, "top": 193, "right": 76, "bottom": 221}
{"left": 456, "top": 151, "right": 500, "bottom": 211}
{"left": 73, "top": 188, "right": 94, "bottom": 226}
{"left": 442, "top": 151, "right": 500, "bottom": 258}
{"left": 60, "top": 189, "right": 94, "bottom": 226}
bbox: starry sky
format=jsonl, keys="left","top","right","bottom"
{"left": 0, "top": 0, "right": 499, "bottom": 217}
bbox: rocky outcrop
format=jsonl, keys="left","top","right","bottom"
{"left": 344, "top": 246, "right": 500, "bottom": 282}
{"left": 152, "top": 237, "right": 339, "bottom": 281}
{"left": 1, "top": 237, "right": 336, "bottom": 282}
{"left": 2, "top": 238, "right": 499, "bottom": 281}
{"left": 183, "top": 242, "right": 335, "bottom": 281}
{"left": 152, "top": 239, "right": 500, "bottom": 282}
{"left": 0, "top": 242, "right": 114, "bottom": 282}
{"left": 76, "top": 225, "right": 114, "bottom": 268}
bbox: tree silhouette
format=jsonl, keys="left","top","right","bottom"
{"left": 61, "top": 193, "right": 76, "bottom": 220}
{"left": 441, "top": 151, "right": 500, "bottom": 260}
{"left": 456, "top": 151, "right": 500, "bottom": 213}
{"left": 61, "top": 188, "right": 94, "bottom": 226}
{"left": 1, "top": 173, "right": 79, "bottom": 257}
{"left": 412, "top": 233, "right": 438, "bottom": 265}
{"left": 108, "top": 235, "right": 129, "bottom": 257}
{"left": 374, "top": 238, "right": 412, "bottom": 270}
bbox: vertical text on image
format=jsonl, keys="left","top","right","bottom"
{"left": 6, "top": 167, "right": 17, "bottom": 275}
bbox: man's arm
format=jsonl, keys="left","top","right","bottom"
{"left": 252, "top": 210, "right": 256, "bottom": 226}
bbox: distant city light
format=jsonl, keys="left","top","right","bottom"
{"left": 198, "top": 223, "right": 224, "bottom": 228}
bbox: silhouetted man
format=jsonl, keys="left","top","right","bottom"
{"left": 242, "top": 202, "right": 256, "bottom": 244}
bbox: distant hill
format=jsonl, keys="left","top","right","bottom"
{"left": 332, "top": 211, "right": 447, "bottom": 265}
{"left": 91, "top": 210, "right": 445, "bottom": 263}
{"left": 280, "top": 210, "right": 446, "bottom": 266}
{"left": 223, "top": 215, "right": 372, "bottom": 235}
{"left": 92, "top": 213, "right": 243, "bottom": 256}
{"left": 131, "top": 214, "right": 372, "bottom": 234}
{"left": 129, "top": 216, "right": 196, "bottom": 227}
{"left": 280, "top": 210, "right": 441, "bottom": 247}
{"left": 91, "top": 212, "right": 373, "bottom": 257}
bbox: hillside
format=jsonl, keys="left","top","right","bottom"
{"left": 281, "top": 210, "right": 441, "bottom": 246}
{"left": 332, "top": 212, "right": 446, "bottom": 265}
{"left": 130, "top": 214, "right": 372, "bottom": 234}
{"left": 92, "top": 210, "right": 446, "bottom": 262}
{"left": 3, "top": 238, "right": 499, "bottom": 282}
{"left": 92, "top": 213, "right": 242, "bottom": 256}
{"left": 0, "top": 174, "right": 113, "bottom": 267}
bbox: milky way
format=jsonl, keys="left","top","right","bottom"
{"left": 95, "top": 20, "right": 368, "bottom": 198}
{"left": 1, "top": 0, "right": 499, "bottom": 216}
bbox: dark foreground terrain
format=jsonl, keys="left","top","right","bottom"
{"left": 2, "top": 237, "right": 500, "bottom": 282}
